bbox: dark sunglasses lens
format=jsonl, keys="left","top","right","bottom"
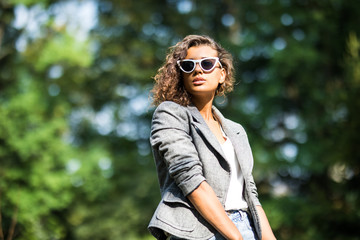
{"left": 201, "top": 59, "right": 216, "bottom": 70}
{"left": 181, "top": 61, "right": 195, "bottom": 72}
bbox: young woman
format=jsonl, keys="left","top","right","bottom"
{"left": 148, "top": 35, "right": 276, "bottom": 240}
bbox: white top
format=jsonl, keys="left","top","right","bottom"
{"left": 220, "top": 130, "right": 248, "bottom": 210}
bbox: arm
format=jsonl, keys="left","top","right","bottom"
{"left": 151, "top": 102, "right": 206, "bottom": 195}
{"left": 256, "top": 205, "right": 276, "bottom": 240}
{"left": 187, "top": 181, "right": 243, "bottom": 240}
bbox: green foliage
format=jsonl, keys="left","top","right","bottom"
{"left": 31, "top": 32, "right": 93, "bottom": 71}
{"left": 5, "top": 0, "right": 48, "bottom": 6}
{"left": 0, "top": 74, "right": 74, "bottom": 238}
{"left": 0, "top": 0, "right": 359, "bottom": 239}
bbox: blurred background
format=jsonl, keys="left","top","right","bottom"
{"left": 0, "top": 0, "right": 359, "bottom": 239}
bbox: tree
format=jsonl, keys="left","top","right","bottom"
{"left": 1, "top": 0, "right": 359, "bottom": 239}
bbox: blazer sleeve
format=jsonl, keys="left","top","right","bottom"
{"left": 242, "top": 129, "right": 261, "bottom": 206}
{"left": 246, "top": 174, "right": 261, "bottom": 206}
{"left": 150, "top": 101, "right": 206, "bottom": 196}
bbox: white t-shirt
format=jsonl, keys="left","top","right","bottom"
{"left": 220, "top": 130, "right": 248, "bottom": 210}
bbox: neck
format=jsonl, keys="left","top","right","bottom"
{"left": 191, "top": 96, "right": 215, "bottom": 122}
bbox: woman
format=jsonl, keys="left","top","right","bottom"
{"left": 148, "top": 35, "right": 276, "bottom": 240}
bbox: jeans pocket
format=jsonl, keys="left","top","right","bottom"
{"left": 244, "top": 213, "right": 256, "bottom": 232}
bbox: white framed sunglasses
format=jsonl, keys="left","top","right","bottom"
{"left": 177, "top": 57, "right": 223, "bottom": 73}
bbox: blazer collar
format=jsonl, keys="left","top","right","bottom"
{"left": 186, "top": 104, "right": 229, "bottom": 161}
{"left": 186, "top": 104, "right": 250, "bottom": 169}
{"left": 213, "top": 106, "right": 253, "bottom": 174}
{"left": 187, "top": 103, "right": 242, "bottom": 135}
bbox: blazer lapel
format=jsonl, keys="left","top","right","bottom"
{"left": 187, "top": 105, "right": 227, "bottom": 162}
{"left": 212, "top": 107, "right": 253, "bottom": 175}
{"left": 229, "top": 132, "right": 253, "bottom": 174}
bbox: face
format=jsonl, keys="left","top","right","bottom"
{"left": 181, "top": 45, "right": 226, "bottom": 100}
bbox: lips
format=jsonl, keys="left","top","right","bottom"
{"left": 193, "top": 77, "right": 206, "bottom": 85}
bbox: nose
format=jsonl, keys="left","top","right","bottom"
{"left": 193, "top": 62, "right": 203, "bottom": 74}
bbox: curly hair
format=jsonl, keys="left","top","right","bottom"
{"left": 151, "top": 35, "right": 235, "bottom": 106}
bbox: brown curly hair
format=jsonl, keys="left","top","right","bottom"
{"left": 151, "top": 35, "right": 235, "bottom": 106}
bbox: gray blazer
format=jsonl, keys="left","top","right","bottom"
{"left": 148, "top": 101, "right": 262, "bottom": 240}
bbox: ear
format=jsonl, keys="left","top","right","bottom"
{"left": 219, "top": 67, "right": 226, "bottom": 84}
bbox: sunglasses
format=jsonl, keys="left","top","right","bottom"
{"left": 177, "top": 57, "right": 223, "bottom": 73}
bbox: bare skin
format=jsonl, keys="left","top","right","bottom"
{"left": 183, "top": 45, "right": 276, "bottom": 240}
{"left": 257, "top": 206, "right": 277, "bottom": 240}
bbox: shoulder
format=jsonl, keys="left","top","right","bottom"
{"left": 151, "top": 101, "right": 191, "bottom": 131}
{"left": 153, "top": 101, "right": 190, "bottom": 120}
{"left": 155, "top": 101, "right": 186, "bottom": 112}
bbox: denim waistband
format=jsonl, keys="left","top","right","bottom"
{"left": 226, "top": 208, "right": 249, "bottom": 214}
{"left": 225, "top": 208, "right": 252, "bottom": 220}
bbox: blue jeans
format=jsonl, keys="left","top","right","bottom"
{"left": 170, "top": 210, "right": 258, "bottom": 240}
{"left": 209, "top": 210, "right": 258, "bottom": 240}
